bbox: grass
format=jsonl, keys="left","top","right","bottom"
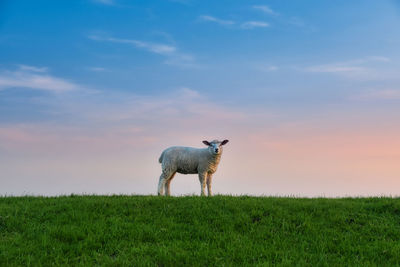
{"left": 1, "top": 195, "right": 400, "bottom": 266}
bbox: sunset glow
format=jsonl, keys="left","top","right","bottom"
{"left": 1, "top": 0, "right": 400, "bottom": 196}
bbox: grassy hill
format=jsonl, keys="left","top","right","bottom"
{"left": 1, "top": 195, "right": 400, "bottom": 266}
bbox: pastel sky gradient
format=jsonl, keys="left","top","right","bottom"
{"left": 1, "top": 0, "right": 400, "bottom": 196}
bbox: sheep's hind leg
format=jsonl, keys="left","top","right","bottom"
{"left": 158, "top": 171, "right": 170, "bottom": 196}
{"left": 198, "top": 172, "right": 207, "bottom": 196}
{"left": 157, "top": 175, "right": 165, "bottom": 196}
{"left": 164, "top": 172, "right": 176, "bottom": 196}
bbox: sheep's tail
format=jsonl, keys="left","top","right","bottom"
{"left": 158, "top": 151, "right": 165, "bottom": 163}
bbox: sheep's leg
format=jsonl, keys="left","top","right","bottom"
{"left": 164, "top": 172, "right": 176, "bottom": 196}
{"left": 198, "top": 172, "right": 207, "bottom": 196}
{"left": 206, "top": 174, "right": 213, "bottom": 197}
{"left": 158, "top": 171, "right": 170, "bottom": 196}
{"left": 157, "top": 174, "right": 165, "bottom": 196}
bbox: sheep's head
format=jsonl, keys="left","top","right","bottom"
{"left": 203, "top": 139, "right": 229, "bottom": 155}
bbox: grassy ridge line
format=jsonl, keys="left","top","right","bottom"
{"left": 1, "top": 196, "right": 400, "bottom": 266}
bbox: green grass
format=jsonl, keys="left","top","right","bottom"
{"left": 1, "top": 196, "right": 400, "bottom": 266}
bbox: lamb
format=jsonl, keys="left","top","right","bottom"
{"left": 157, "top": 139, "right": 229, "bottom": 196}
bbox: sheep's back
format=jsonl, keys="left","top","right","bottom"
{"left": 162, "top": 146, "right": 205, "bottom": 174}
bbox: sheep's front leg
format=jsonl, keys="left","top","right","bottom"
{"left": 198, "top": 172, "right": 207, "bottom": 196}
{"left": 206, "top": 174, "right": 213, "bottom": 197}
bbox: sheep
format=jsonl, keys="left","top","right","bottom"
{"left": 157, "top": 139, "right": 229, "bottom": 196}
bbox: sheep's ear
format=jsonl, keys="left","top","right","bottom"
{"left": 202, "top": 140, "right": 211, "bottom": 146}
{"left": 221, "top": 139, "right": 229, "bottom": 145}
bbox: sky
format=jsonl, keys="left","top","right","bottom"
{"left": 1, "top": 0, "right": 400, "bottom": 197}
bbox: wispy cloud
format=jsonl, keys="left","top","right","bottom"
{"left": 306, "top": 65, "right": 365, "bottom": 74}
{"left": 251, "top": 6, "right": 314, "bottom": 31}
{"left": 88, "top": 35, "right": 176, "bottom": 55}
{"left": 199, "top": 15, "right": 235, "bottom": 25}
{"left": 241, "top": 21, "right": 269, "bottom": 29}
{"left": 252, "top": 5, "right": 279, "bottom": 16}
{"left": 306, "top": 56, "right": 391, "bottom": 73}
{"left": 17, "top": 65, "right": 48, "bottom": 73}
{"left": 199, "top": 16, "right": 270, "bottom": 30}
{"left": 89, "top": 34, "right": 198, "bottom": 68}
{"left": 0, "top": 65, "right": 82, "bottom": 92}
{"left": 363, "top": 56, "right": 390, "bottom": 63}
{"left": 199, "top": 15, "right": 270, "bottom": 30}
{"left": 258, "top": 65, "right": 278, "bottom": 72}
{"left": 304, "top": 56, "right": 392, "bottom": 79}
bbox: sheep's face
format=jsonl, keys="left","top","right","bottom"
{"left": 203, "top": 139, "right": 229, "bottom": 155}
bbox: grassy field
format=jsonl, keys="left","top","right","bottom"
{"left": 1, "top": 195, "right": 400, "bottom": 266}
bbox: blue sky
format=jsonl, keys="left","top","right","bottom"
{"left": 1, "top": 0, "right": 400, "bottom": 196}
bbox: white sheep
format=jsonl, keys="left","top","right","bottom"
{"left": 157, "top": 139, "right": 229, "bottom": 196}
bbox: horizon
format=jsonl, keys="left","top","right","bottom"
{"left": 1, "top": 0, "right": 400, "bottom": 197}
